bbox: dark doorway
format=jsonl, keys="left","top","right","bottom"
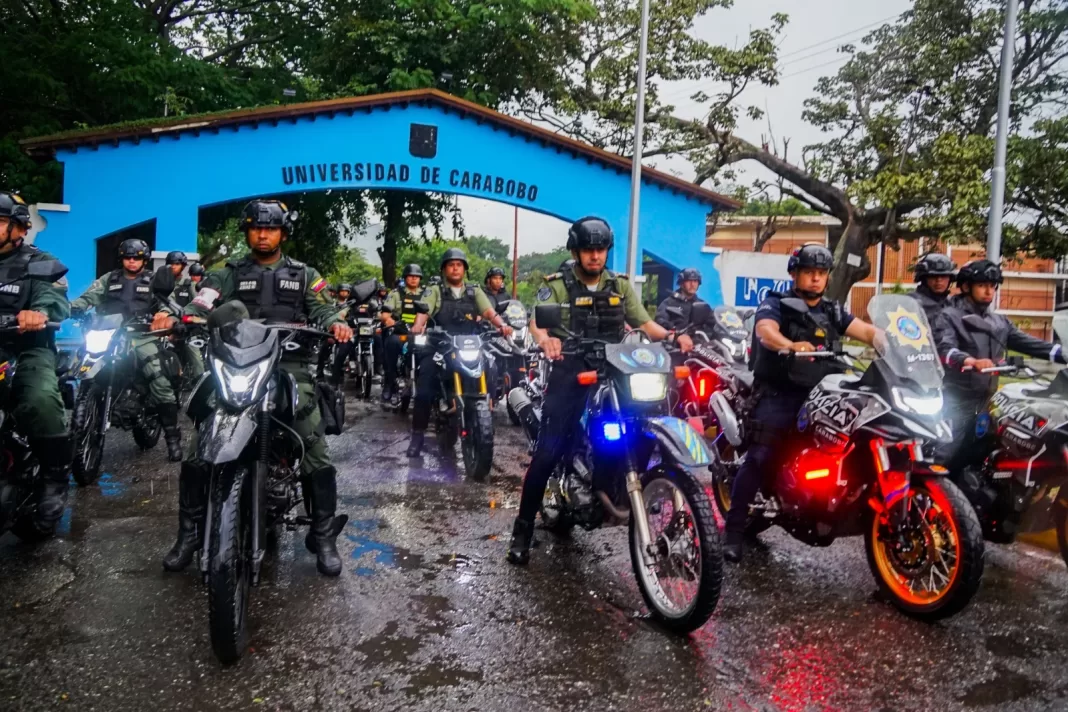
{"left": 96, "top": 220, "right": 156, "bottom": 279}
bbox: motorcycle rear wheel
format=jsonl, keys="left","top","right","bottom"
{"left": 1055, "top": 497, "right": 1068, "bottom": 568}
{"left": 71, "top": 388, "right": 105, "bottom": 487}
{"left": 865, "top": 477, "right": 984, "bottom": 621}
{"left": 132, "top": 414, "right": 162, "bottom": 450}
{"left": 708, "top": 449, "right": 771, "bottom": 536}
{"left": 630, "top": 465, "right": 722, "bottom": 633}
{"left": 461, "top": 399, "right": 494, "bottom": 482}
{"left": 207, "top": 465, "right": 253, "bottom": 665}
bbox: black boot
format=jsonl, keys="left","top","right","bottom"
{"left": 723, "top": 530, "right": 744, "bottom": 563}
{"left": 406, "top": 431, "right": 424, "bottom": 457}
{"left": 30, "top": 435, "right": 73, "bottom": 535}
{"left": 303, "top": 467, "right": 346, "bottom": 576}
{"left": 506, "top": 518, "right": 534, "bottom": 566}
{"left": 157, "top": 403, "right": 183, "bottom": 462}
{"left": 163, "top": 462, "right": 208, "bottom": 571}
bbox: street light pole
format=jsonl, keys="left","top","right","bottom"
{"left": 987, "top": 0, "right": 1020, "bottom": 264}
{"left": 625, "top": 0, "right": 652, "bottom": 280}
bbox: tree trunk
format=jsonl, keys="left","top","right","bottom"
{"left": 378, "top": 193, "right": 406, "bottom": 286}
{"left": 826, "top": 215, "right": 873, "bottom": 305}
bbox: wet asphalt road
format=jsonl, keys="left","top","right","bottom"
{"left": 2, "top": 390, "right": 1067, "bottom": 712}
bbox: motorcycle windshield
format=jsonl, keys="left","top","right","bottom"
{"left": 1054, "top": 311, "right": 1068, "bottom": 346}
{"left": 92, "top": 313, "right": 125, "bottom": 330}
{"left": 712, "top": 306, "right": 748, "bottom": 341}
{"left": 504, "top": 301, "right": 528, "bottom": 329}
{"left": 869, "top": 294, "right": 943, "bottom": 390}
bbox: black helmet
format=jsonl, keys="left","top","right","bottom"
{"left": 558, "top": 258, "right": 575, "bottom": 273}
{"left": 189, "top": 263, "right": 205, "bottom": 277}
{"left": 485, "top": 267, "right": 505, "bottom": 283}
{"left": 165, "top": 250, "right": 188, "bottom": 266}
{"left": 440, "top": 247, "right": 469, "bottom": 271}
{"left": 0, "top": 192, "right": 31, "bottom": 228}
{"left": 957, "top": 259, "right": 1003, "bottom": 287}
{"left": 787, "top": 244, "right": 833, "bottom": 273}
{"left": 337, "top": 282, "right": 353, "bottom": 294}
{"left": 566, "top": 217, "right": 614, "bottom": 251}
{"left": 118, "top": 239, "right": 150, "bottom": 260}
{"left": 913, "top": 253, "right": 957, "bottom": 282}
{"left": 240, "top": 199, "right": 293, "bottom": 234}
{"left": 402, "top": 263, "right": 424, "bottom": 279}
{"left": 678, "top": 267, "right": 702, "bottom": 285}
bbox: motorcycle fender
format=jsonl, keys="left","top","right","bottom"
{"left": 197, "top": 405, "right": 258, "bottom": 465}
{"left": 79, "top": 355, "right": 104, "bottom": 380}
{"left": 185, "top": 372, "right": 214, "bottom": 422}
{"left": 644, "top": 416, "right": 712, "bottom": 468}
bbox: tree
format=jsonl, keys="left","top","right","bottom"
{"left": 398, "top": 235, "right": 508, "bottom": 287}
{"left": 331, "top": 246, "right": 382, "bottom": 285}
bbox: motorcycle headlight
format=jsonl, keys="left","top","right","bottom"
{"left": 891, "top": 387, "right": 943, "bottom": 416}
{"left": 212, "top": 357, "right": 272, "bottom": 408}
{"left": 85, "top": 329, "right": 117, "bottom": 355}
{"left": 629, "top": 373, "right": 667, "bottom": 402}
{"left": 459, "top": 348, "right": 481, "bottom": 362}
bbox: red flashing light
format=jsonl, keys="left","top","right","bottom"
{"left": 805, "top": 468, "right": 831, "bottom": 480}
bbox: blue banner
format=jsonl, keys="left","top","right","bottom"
{"left": 735, "top": 277, "right": 793, "bottom": 306}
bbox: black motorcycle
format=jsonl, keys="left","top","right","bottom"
{"left": 185, "top": 309, "right": 346, "bottom": 664}
{"left": 521, "top": 303, "right": 723, "bottom": 632}
{"left": 70, "top": 314, "right": 181, "bottom": 485}
{"left": 481, "top": 300, "right": 531, "bottom": 425}
{"left": 346, "top": 301, "right": 379, "bottom": 399}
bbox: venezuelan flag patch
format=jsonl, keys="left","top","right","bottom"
{"left": 311, "top": 278, "right": 327, "bottom": 293}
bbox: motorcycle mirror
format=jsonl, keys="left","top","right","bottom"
{"left": 534, "top": 304, "right": 563, "bottom": 330}
{"left": 27, "top": 259, "right": 69, "bottom": 282}
{"left": 208, "top": 300, "right": 250, "bottom": 330}
{"left": 780, "top": 297, "right": 810, "bottom": 314}
{"left": 1008, "top": 355, "right": 1025, "bottom": 368}
{"left": 413, "top": 301, "right": 430, "bottom": 315}
{"left": 665, "top": 306, "right": 685, "bottom": 319}
{"left": 690, "top": 302, "right": 712, "bottom": 326}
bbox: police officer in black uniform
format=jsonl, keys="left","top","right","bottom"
{"left": 406, "top": 248, "right": 511, "bottom": 456}
{"left": 723, "top": 244, "right": 879, "bottom": 562}
{"left": 936, "top": 260, "right": 1066, "bottom": 470}
{"left": 380, "top": 264, "right": 427, "bottom": 401}
{"left": 483, "top": 267, "right": 508, "bottom": 311}
{"left": 655, "top": 267, "right": 709, "bottom": 332}
{"left": 506, "top": 217, "right": 692, "bottom": 565}
{"left": 911, "top": 253, "right": 957, "bottom": 325}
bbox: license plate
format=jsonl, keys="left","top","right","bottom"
{"left": 359, "top": 326, "right": 373, "bottom": 336}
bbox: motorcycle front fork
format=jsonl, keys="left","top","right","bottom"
{"left": 99, "top": 381, "right": 114, "bottom": 436}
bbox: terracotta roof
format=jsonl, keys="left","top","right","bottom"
{"left": 21, "top": 89, "right": 739, "bottom": 210}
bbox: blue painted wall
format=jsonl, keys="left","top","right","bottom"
{"left": 39, "top": 103, "right": 725, "bottom": 339}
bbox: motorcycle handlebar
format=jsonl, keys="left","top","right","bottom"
{"left": 776, "top": 349, "right": 842, "bottom": 358}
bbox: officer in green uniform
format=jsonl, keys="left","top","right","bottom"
{"left": 154, "top": 251, "right": 205, "bottom": 381}
{"left": 154, "top": 199, "right": 353, "bottom": 577}
{"left": 507, "top": 217, "right": 692, "bottom": 565}
{"left": 71, "top": 239, "right": 185, "bottom": 462}
{"left": 0, "top": 192, "right": 72, "bottom": 536}
{"left": 406, "top": 248, "right": 512, "bottom": 456}
{"left": 379, "top": 263, "right": 426, "bottom": 402}
{"left": 315, "top": 282, "right": 353, "bottom": 380}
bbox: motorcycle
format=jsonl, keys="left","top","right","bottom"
{"left": 71, "top": 313, "right": 181, "bottom": 486}
{"left": 518, "top": 303, "right": 722, "bottom": 633}
{"left": 345, "top": 301, "right": 379, "bottom": 399}
{"left": 709, "top": 294, "right": 985, "bottom": 620}
{"left": 185, "top": 308, "right": 347, "bottom": 664}
{"left": 482, "top": 300, "right": 531, "bottom": 425}
{"left": 388, "top": 324, "right": 417, "bottom": 414}
{"left": 507, "top": 346, "right": 548, "bottom": 451}
{"left": 951, "top": 311, "right": 1068, "bottom": 567}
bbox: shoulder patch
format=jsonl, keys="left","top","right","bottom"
{"left": 614, "top": 271, "right": 628, "bottom": 280}
{"left": 544, "top": 272, "right": 560, "bottom": 282}
{"left": 311, "top": 277, "right": 327, "bottom": 293}
{"left": 536, "top": 286, "right": 552, "bottom": 301}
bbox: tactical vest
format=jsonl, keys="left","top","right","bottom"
{"left": 228, "top": 256, "right": 307, "bottom": 322}
{"left": 174, "top": 279, "right": 194, "bottom": 308}
{"left": 396, "top": 287, "right": 427, "bottom": 325}
{"left": 0, "top": 246, "right": 37, "bottom": 315}
{"left": 101, "top": 269, "right": 155, "bottom": 318}
{"left": 484, "top": 288, "right": 506, "bottom": 312}
{"left": 437, "top": 284, "right": 480, "bottom": 334}
{"left": 560, "top": 269, "right": 627, "bottom": 341}
{"left": 752, "top": 292, "right": 842, "bottom": 391}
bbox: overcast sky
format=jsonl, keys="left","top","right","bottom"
{"left": 353, "top": 0, "right": 913, "bottom": 263}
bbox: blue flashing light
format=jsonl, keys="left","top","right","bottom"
{"left": 603, "top": 422, "right": 622, "bottom": 441}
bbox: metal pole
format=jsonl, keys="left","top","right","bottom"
{"left": 874, "top": 243, "right": 885, "bottom": 296}
{"left": 625, "top": 0, "right": 652, "bottom": 280}
{"left": 987, "top": 0, "right": 1020, "bottom": 264}
{"left": 512, "top": 206, "right": 519, "bottom": 299}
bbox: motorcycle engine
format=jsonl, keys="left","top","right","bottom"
{"left": 564, "top": 455, "right": 604, "bottom": 530}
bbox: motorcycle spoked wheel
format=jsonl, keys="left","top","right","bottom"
{"left": 435, "top": 404, "right": 459, "bottom": 453}
{"left": 1055, "top": 498, "right": 1068, "bottom": 569}
{"left": 132, "top": 413, "right": 162, "bottom": 450}
{"left": 5, "top": 478, "right": 52, "bottom": 542}
{"left": 71, "top": 388, "right": 105, "bottom": 487}
{"left": 708, "top": 449, "right": 771, "bottom": 536}
{"left": 865, "top": 477, "right": 985, "bottom": 621}
{"left": 460, "top": 399, "right": 494, "bottom": 482}
{"left": 503, "top": 373, "right": 521, "bottom": 427}
{"left": 207, "top": 464, "right": 253, "bottom": 665}
{"left": 630, "top": 465, "right": 723, "bottom": 633}
{"left": 360, "top": 355, "right": 373, "bottom": 400}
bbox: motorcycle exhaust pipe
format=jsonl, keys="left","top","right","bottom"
{"left": 507, "top": 387, "right": 541, "bottom": 443}
{"left": 710, "top": 391, "right": 742, "bottom": 447}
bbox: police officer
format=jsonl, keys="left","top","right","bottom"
{"left": 723, "top": 244, "right": 879, "bottom": 562}
{"left": 316, "top": 282, "right": 353, "bottom": 380}
{"left": 936, "top": 260, "right": 1066, "bottom": 469}
{"left": 153, "top": 198, "right": 353, "bottom": 577}
{"left": 911, "top": 253, "right": 957, "bottom": 325}
{"left": 72, "top": 239, "right": 185, "bottom": 462}
{"left": 156, "top": 251, "right": 205, "bottom": 382}
{"left": 188, "top": 262, "right": 205, "bottom": 287}
{"left": 483, "top": 267, "right": 508, "bottom": 311}
{"left": 507, "top": 217, "right": 692, "bottom": 565}
{"left": 380, "top": 264, "right": 427, "bottom": 402}
{"left": 372, "top": 279, "right": 390, "bottom": 375}
{"left": 406, "top": 248, "right": 512, "bottom": 457}
{"left": 328, "top": 281, "right": 382, "bottom": 388}
{"left": 0, "top": 192, "right": 72, "bottom": 536}
{"left": 655, "top": 267, "right": 709, "bottom": 332}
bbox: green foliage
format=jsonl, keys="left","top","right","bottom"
{"left": 331, "top": 246, "right": 382, "bottom": 285}
{"left": 517, "top": 248, "right": 572, "bottom": 280}
{"left": 736, "top": 197, "right": 820, "bottom": 216}
{"left": 197, "top": 218, "right": 246, "bottom": 268}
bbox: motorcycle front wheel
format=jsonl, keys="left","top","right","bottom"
{"left": 207, "top": 464, "right": 253, "bottom": 665}
{"left": 461, "top": 399, "right": 494, "bottom": 482}
{"left": 360, "top": 354, "right": 373, "bottom": 400}
{"left": 630, "top": 465, "right": 722, "bottom": 633}
{"left": 1055, "top": 497, "right": 1068, "bottom": 568}
{"left": 865, "top": 477, "right": 985, "bottom": 621}
{"left": 71, "top": 387, "right": 105, "bottom": 487}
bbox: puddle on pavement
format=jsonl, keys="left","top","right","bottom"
{"left": 96, "top": 473, "right": 126, "bottom": 499}
{"left": 355, "top": 620, "right": 423, "bottom": 664}
{"left": 401, "top": 664, "right": 483, "bottom": 697}
{"left": 434, "top": 553, "right": 478, "bottom": 570}
{"left": 346, "top": 527, "right": 424, "bottom": 576}
{"left": 960, "top": 666, "right": 1040, "bottom": 708}
{"left": 985, "top": 633, "right": 1040, "bottom": 659}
